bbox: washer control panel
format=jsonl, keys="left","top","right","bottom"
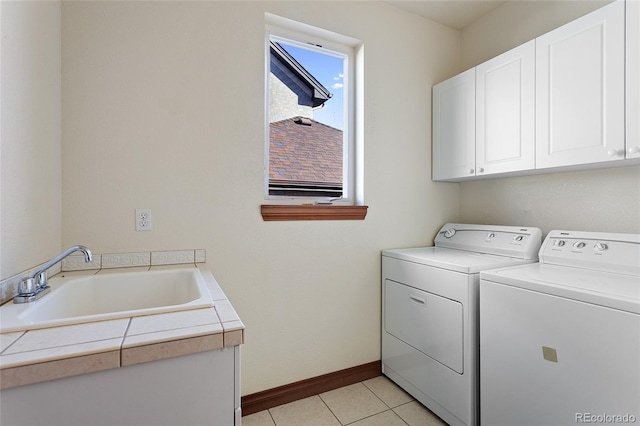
{"left": 551, "top": 239, "right": 610, "bottom": 252}
{"left": 540, "top": 230, "right": 640, "bottom": 276}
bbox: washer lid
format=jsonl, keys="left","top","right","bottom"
{"left": 382, "top": 247, "right": 535, "bottom": 274}
{"left": 481, "top": 263, "right": 640, "bottom": 314}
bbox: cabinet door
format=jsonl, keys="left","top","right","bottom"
{"left": 476, "top": 40, "right": 535, "bottom": 175}
{"left": 536, "top": 0, "right": 625, "bottom": 169}
{"left": 432, "top": 68, "right": 475, "bottom": 181}
{"left": 628, "top": 0, "right": 640, "bottom": 159}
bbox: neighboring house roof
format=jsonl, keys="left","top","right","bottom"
{"left": 270, "top": 41, "right": 332, "bottom": 108}
{"left": 269, "top": 116, "right": 343, "bottom": 187}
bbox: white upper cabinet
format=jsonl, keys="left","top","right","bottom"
{"left": 432, "top": 68, "right": 475, "bottom": 181}
{"left": 627, "top": 0, "right": 640, "bottom": 159}
{"left": 535, "top": 0, "right": 626, "bottom": 168}
{"left": 432, "top": 0, "right": 636, "bottom": 182}
{"left": 476, "top": 40, "right": 535, "bottom": 175}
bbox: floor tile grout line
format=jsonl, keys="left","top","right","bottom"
{"left": 266, "top": 407, "right": 277, "bottom": 426}
{"left": 318, "top": 380, "right": 395, "bottom": 426}
{"left": 360, "top": 378, "right": 394, "bottom": 410}
{"left": 255, "top": 377, "right": 424, "bottom": 426}
{"left": 342, "top": 408, "right": 412, "bottom": 426}
{"left": 316, "top": 393, "right": 345, "bottom": 425}
{"left": 391, "top": 401, "right": 417, "bottom": 425}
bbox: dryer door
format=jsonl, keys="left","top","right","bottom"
{"left": 384, "top": 279, "right": 464, "bottom": 373}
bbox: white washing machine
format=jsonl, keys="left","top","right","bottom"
{"left": 382, "top": 223, "right": 542, "bottom": 426}
{"left": 480, "top": 230, "right": 640, "bottom": 426}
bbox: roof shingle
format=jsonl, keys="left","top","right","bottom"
{"left": 269, "top": 117, "right": 343, "bottom": 186}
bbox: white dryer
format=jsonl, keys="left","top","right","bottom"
{"left": 480, "top": 230, "right": 640, "bottom": 426}
{"left": 382, "top": 223, "right": 542, "bottom": 426}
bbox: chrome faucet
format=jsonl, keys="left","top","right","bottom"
{"left": 14, "top": 245, "right": 93, "bottom": 304}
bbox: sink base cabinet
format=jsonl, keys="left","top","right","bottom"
{"left": 0, "top": 347, "right": 241, "bottom": 426}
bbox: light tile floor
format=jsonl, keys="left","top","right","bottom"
{"left": 242, "top": 376, "right": 447, "bottom": 426}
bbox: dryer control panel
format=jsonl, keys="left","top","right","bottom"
{"left": 435, "top": 223, "right": 542, "bottom": 260}
{"left": 540, "top": 230, "right": 640, "bottom": 276}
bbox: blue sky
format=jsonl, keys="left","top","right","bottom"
{"left": 280, "top": 42, "right": 345, "bottom": 130}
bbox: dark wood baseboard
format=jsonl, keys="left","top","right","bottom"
{"left": 241, "top": 360, "right": 382, "bottom": 416}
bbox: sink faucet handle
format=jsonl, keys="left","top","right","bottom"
{"left": 18, "top": 278, "right": 38, "bottom": 295}
{"left": 35, "top": 271, "right": 48, "bottom": 289}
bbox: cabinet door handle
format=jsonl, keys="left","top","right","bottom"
{"left": 469, "top": 169, "right": 475, "bottom": 174}
{"left": 409, "top": 295, "right": 426, "bottom": 306}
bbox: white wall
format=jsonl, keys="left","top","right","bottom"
{"left": 7, "top": 0, "right": 638, "bottom": 401}
{"left": 61, "top": 1, "right": 460, "bottom": 395}
{"left": 458, "top": 0, "right": 640, "bottom": 235}
{"left": 461, "top": 0, "right": 612, "bottom": 70}
{"left": 459, "top": 167, "right": 640, "bottom": 235}
{"left": 1, "top": 1, "right": 62, "bottom": 279}
{"left": 5, "top": 0, "right": 636, "bottom": 402}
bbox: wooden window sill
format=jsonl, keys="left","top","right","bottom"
{"left": 261, "top": 205, "right": 368, "bottom": 221}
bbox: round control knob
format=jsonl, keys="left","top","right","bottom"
{"left": 594, "top": 242, "right": 609, "bottom": 251}
{"left": 573, "top": 241, "right": 586, "bottom": 249}
{"left": 553, "top": 240, "right": 566, "bottom": 247}
{"left": 514, "top": 235, "right": 524, "bottom": 242}
{"left": 487, "top": 232, "right": 496, "bottom": 240}
{"left": 444, "top": 228, "right": 456, "bottom": 238}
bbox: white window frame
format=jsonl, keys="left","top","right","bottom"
{"left": 264, "top": 13, "right": 364, "bottom": 206}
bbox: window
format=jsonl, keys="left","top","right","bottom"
{"left": 264, "top": 14, "right": 364, "bottom": 219}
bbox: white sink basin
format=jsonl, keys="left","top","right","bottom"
{"left": 0, "top": 268, "right": 214, "bottom": 333}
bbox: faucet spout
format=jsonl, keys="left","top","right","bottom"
{"left": 14, "top": 245, "right": 93, "bottom": 304}
{"left": 31, "top": 245, "right": 93, "bottom": 280}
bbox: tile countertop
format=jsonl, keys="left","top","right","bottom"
{"left": 0, "top": 264, "right": 244, "bottom": 390}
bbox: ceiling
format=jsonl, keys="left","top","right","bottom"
{"left": 385, "top": 1, "right": 506, "bottom": 30}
